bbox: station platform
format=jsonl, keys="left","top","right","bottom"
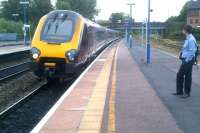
{"left": 0, "top": 45, "right": 30, "bottom": 56}
{"left": 30, "top": 40, "right": 190, "bottom": 133}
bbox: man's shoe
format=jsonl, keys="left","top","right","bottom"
{"left": 172, "top": 93, "right": 183, "bottom": 96}
{"left": 181, "top": 94, "right": 190, "bottom": 99}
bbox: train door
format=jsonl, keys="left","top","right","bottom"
{"left": 78, "top": 24, "right": 90, "bottom": 63}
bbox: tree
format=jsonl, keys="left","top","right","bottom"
{"left": 109, "top": 12, "right": 129, "bottom": 24}
{"left": 165, "top": 2, "right": 189, "bottom": 39}
{"left": 56, "top": 0, "right": 70, "bottom": 10}
{"left": 97, "top": 20, "right": 110, "bottom": 27}
{"left": 29, "top": 0, "right": 53, "bottom": 24}
{"left": 56, "top": 0, "right": 98, "bottom": 19}
{"left": 177, "top": 3, "right": 188, "bottom": 22}
{"left": 0, "top": 18, "right": 23, "bottom": 35}
{"left": 0, "top": 0, "right": 53, "bottom": 24}
{"left": 0, "top": 0, "right": 23, "bottom": 21}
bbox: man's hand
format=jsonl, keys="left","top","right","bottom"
{"left": 179, "top": 52, "right": 183, "bottom": 60}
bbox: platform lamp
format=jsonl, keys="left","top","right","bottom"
{"left": 20, "top": 0, "right": 29, "bottom": 46}
{"left": 127, "top": 3, "right": 135, "bottom": 20}
{"left": 126, "top": 2, "right": 135, "bottom": 45}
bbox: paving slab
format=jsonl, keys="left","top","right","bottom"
{"left": 129, "top": 42, "right": 200, "bottom": 133}
{"left": 115, "top": 43, "right": 183, "bottom": 133}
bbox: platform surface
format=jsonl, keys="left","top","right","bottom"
{"left": 0, "top": 45, "right": 30, "bottom": 55}
{"left": 114, "top": 44, "right": 182, "bottom": 133}
{"left": 30, "top": 40, "right": 197, "bottom": 133}
{"left": 129, "top": 42, "right": 200, "bottom": 133}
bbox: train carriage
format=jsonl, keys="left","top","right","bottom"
{"left": 31, "top": 10, "right": 119, "bottom": 79}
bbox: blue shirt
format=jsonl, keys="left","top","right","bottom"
{"left": 181, "top": 34, "right": 197, "bottom": 62}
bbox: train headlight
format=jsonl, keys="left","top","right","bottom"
{"left": 31, "top": 47, "right": 41, "bottom": 60}
{"left": 66, "top": 50, "right": 77, "bottom": 62}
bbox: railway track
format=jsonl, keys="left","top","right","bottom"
{"left": 0, "top": 81, "right": 70, "bottom": 133}
{"left": 0, "top": 39, "right": 120, "bottom": 133}
{"left": 0, "top": 61, "right": 32, "bottom": 81}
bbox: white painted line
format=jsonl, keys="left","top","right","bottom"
{"left": 155, "top": 48, "right": 179, "bottom": 59}
{"left": 30, "top": 45, "right": 111, "bottom": 133}
{"left": 68, "top": 107, "right": 86, "bottom": 111}
{"left": 156, "top": 48, "right": 200, "bottom": 66}
{"left": 97, "top": 58, "right": 107, "bottom": 62}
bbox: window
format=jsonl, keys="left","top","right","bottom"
{"left": 195, "top": 19, "right": 199, "bottom": 24}
{"left": 188, "top": 9, "right": 199, "bottom": 17}
{"left": 41, "top": 18, "right": 74, "bottom": 43}
{"left": 190, "top": 19, "right": 193, "bottom": 24}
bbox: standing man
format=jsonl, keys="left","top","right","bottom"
{"left": 173, "top": 25, "right": 197, "bottom": 98}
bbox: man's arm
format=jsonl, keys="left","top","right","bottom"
{"left": 185, "top": 39, "right": 196, "bottom": 62}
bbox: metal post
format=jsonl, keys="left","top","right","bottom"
{"left": 23, "top": 5, "right": 26, "bottom": 45}
{"left": 130, "top": 5, "right": 133, "bottom": 19}
{"left": 20, "top": 0, "right": 29, "bottom": 46}
{"left": 126, "top": 27, "right": 128, "bottom": 43}
{"left": 146, "top": 0, "right": 151, "bottom": 64}
{"left": 127, "top": 3, "right": 135, "bottom": 42}
{"left": 127, "top": 3, "right": 135, "bottom": 20}
{"left": 142, "top": 22, "right": 144, "bottom": 46}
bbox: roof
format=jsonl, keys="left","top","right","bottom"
{"left": 187, "top": 0, "right": 200, "bottom": 9}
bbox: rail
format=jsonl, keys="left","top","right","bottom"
{"left": 0, "top": 61, "right": 31, "bottom": 81}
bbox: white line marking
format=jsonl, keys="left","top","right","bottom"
{"left": 155, "top": 48, "right": 179, "bottom": 59}
{"left": 68, "top": 107, "right": 86, "bottom": 111}
{"left": 97, "top": 58, "right": 106, "bottom": 62}
{"left": 156, "top": 48, "right": 200, "bottom": 66}
{"left": 30, "top": 46, "right": 111, "bottom": 133}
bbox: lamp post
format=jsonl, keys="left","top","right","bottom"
{"left": 146, "top": 0, "right": 151, "bottom": 64}
{"left": 127, "top": 3, "right": 135, "bottom": 19}
{"left": 20, "top": 0, "right": 29, "bottom": 45}
{"left": 127, "top": 2, "right": 135, "bottom": 44}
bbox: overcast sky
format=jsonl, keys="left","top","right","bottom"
{"left": 1, "top": 0, "right": 190, "bottom": 22}
{"left": 96, "top": 0, "right": 190, "bottom": 22}
{"left": 52, "top": 0, "right": 190, "bottom": 22}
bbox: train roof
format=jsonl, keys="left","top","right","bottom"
{"left": 45, "top": 10, "right": 118, "bottom": 32}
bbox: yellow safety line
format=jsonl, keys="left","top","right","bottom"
{"left": 78, "top": 46, "right": 117, "bottom": 133}
{"left": 108, "top": 45, "right": 119, "bottom": 133}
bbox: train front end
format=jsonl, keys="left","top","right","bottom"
{"left": 31, "top": 10, "right": 84, "bottom": 78}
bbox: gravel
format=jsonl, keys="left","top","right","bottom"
{"left": 0, "top": 72, "right": 43, "bottom": 113}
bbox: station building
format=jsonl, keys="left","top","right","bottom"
{"left": 187, "top": 0, "right": 200, "bottom": 28}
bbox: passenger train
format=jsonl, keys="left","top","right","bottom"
{"left": 31, "top": 10, "right": 119, "bottom": 79}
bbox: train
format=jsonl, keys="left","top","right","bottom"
{"left": 31, "top": 10, "right": 120, "bottom": 79}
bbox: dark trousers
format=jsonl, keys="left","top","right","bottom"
{"left": 176, "top": 60, "right": 193, "bottom": 94}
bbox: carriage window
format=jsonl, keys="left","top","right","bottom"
{"left": 41, "top": 18, "right": 74, "bottom": 43}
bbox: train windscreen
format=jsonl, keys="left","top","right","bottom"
{"left": 41, "top": 17, "right": 74, "bottom": 43}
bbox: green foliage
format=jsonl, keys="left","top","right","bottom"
{"left": 194, "top": 28, "right": 200, "bottom": 40}
{"left": 165, "top": 2, "right": 189, "bottom": 40}
{"left": 177, "top": 3, "right": 188, "bottom": 22}
{"left": 0, "top": 0, "right": 23, "bottom": 21}
{"left": 97, "top": 20, "right": 110, "bottom": 27}
{"left": 56, "top": 0, "right": 98, "bottom": 19}
{"left": 1, "top": 0, "right": 53, "bottom": 23}
{"left": 0, "top": 18, "right": 23, "bottom": 35}
{"left": 29, "top": 0, "right": 53, "bottom": 24}
{"left": 166, "top": 17, "right": 185, "bottom": 39}
{"left": 109, "top": 12, "right": 128, "bottom": 23}
{"left": 56, "top": 0, "right": 70, "bottom": 10}
{"left": 0, "top": 0, "right": 53, "bottom": 34}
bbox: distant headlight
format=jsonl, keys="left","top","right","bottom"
{"left": 66, "top": 50, "right": 77, "bottom": 62}
{"left": 31, "top": 47, "right": 41, "bottom": 59}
